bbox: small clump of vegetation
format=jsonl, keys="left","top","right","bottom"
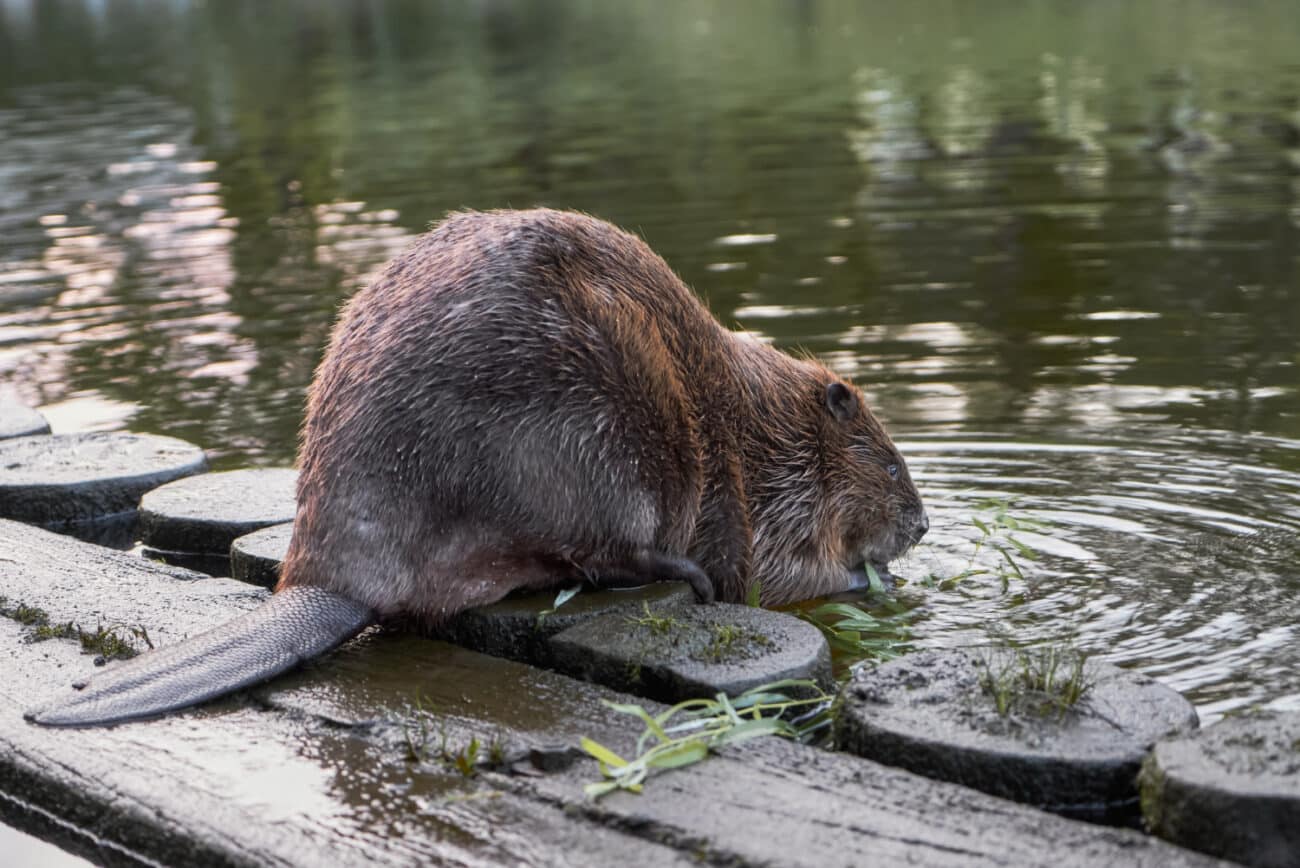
{"left": 79, "top": 621, "right": 153, "bottom": 659}
{"left": 697, "top": 623, "right": 772, "bottom": 663}
{"left": 0, "top": 596, "right": 151, "bottom": 661}
{"left": 580, "top": 678, "right": 832, "bottom": 799}
{"left": 976, "top": 644, "right": 1093, "bottom": 722}
{"left": 626, "top": 602, "right": 683, "bottom": 636}
{"left": 402, "top": 690, "right": 507, "bottom": 777}
{"left": 797, "top": 597, "right": 914, "bottom": 664}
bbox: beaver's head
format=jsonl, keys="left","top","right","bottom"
{"left": 821, "top": 380, "right": 928, "bottom": 579}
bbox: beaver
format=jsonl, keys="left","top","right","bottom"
{"left": 27, "top": 209, "right": 927, "bottom": 726}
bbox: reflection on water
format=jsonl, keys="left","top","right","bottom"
{"left": 0, "top": 1, "right": 1298, "bottom": 719}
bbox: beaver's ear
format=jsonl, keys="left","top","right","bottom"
{"left": 825, "top": 382, "right": 858, "bottom": 422}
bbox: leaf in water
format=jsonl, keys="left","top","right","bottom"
{"left": 998, "top": 547, "right": 1025, "bottom": 579}
{"left": 809, "top": 602, "right": 869, "bottom": 620}
{"left": 865, "top": 563, "right": 887, "bottom": 595}
{"left": 1008, "top": 536, "right": 1039, "bottom": 560}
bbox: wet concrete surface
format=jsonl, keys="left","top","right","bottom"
{"left": 0, "top": 433, "right": 207, "bottom": 525}
{"left": 549, "top": 601, "right": 833, "bottom": 703}
{"left": 837, "top": 649, "right": 1199, "bottom": 822}
{"left": 138, "top": 468, "right": 297, "bottom": 556}
{"left": 229, "top": 521, "right": 292, "bottom": 588}
{"left": 1141, "top": 710, "right": 1299, "bottom": 868}
{"left": 0, "top": 519, "right": 1232, "bottom": 866}
{"left": 436, "top": 581, "right": 696, "bottom": 666}
{"left": 0, "top": 400, "right": 49, "bottom": 440}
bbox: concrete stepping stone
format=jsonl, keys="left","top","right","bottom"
{"left": 230, "top": 522, "right": 293, "bottom": 588}
{"left": 437, "top": 582, "right": 697, "bottom": 665}
{"left": 547, "top": 602, "right": 833, "bottom": 704}
{"left": 138, "top": 468, "right": 297, "bottom": 566}
{"left": 0, "top": 432, "right": 207, "bottom": 526}
{"left": 1140, "top": 709, "right": 1299, "bottom": 867}
{"left": 836, "top": 648, "right": 1199, "bottom": 823}
{"left": 0, "top": 399, "right": 49, "bottom": 440}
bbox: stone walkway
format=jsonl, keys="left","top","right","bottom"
{"left": 0, "top": 519, "right": 1228, "bottom": 867}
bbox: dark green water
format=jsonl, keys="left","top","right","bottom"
{"left": 1, "top": 0, "right": 1298, "bottom": 721}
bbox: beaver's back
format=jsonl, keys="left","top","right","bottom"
{"left": 283, "top": 210, "right": 730, "bottom": 618}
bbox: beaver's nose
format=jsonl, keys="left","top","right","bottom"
{"left": 915, "top": 511, "right": 930, "bottom": 542}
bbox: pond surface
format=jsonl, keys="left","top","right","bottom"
{"left": 1, "top": 0, "right": 1297, "bottom": 722}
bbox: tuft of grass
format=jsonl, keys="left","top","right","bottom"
{"left": 626, "top": 602, "right": 683, "bottom": 636}
{"left": 79, "top": 622, "right": 153, "bottom": 660}
{"left": 0, "top": 597, "right": 150, "bottom": 661}
{"left": 11, "top": 603, "right": 50, "bottom": 626}
{"left": 697, "top": 623, "right": 771, "bottom": 663}
{"left": 401, "top": 690, "right": 507, "bottom": 778}
{"left": 579, "top": 679, "right": 832, "bottom": 799}
{"left": 976, "top": 644, "right": 1093, "bottom": 721}
{"left": 33, "top": 622, "right": 78, "bottom": 641}
{"left": 403, "top": 689, "right": 443, "bottom": 764}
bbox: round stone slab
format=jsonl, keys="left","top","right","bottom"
{"left": 548, "top": 602, "right": 833, "bottom": 704}
{"left": 230, "top": 521, "right": 293, "bottom": 588}
{"left": 0, "top": 400, "right": 49, "bottom": 439}
{"left": 1140, "top": 710, "right": 1299, "bottom": 868}
{"left": 0, "top": 432, "right": 207, "bottom": 525}
{"left": 138, "top": 468, "right": 297, "bottom": 555}
{"left": 836, "top": 648, "right": 1199, "bottom": 822}
{"left": 437, "top": 582, "right": 697, "bottom": 665}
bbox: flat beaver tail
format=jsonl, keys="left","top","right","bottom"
{"left": 25, "top": 587, "right": 374, "bottom": 727}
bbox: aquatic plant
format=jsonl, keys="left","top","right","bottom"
{"left": 799, "top": 500, "right": 1049, "bottom": 671}
{"left": 796, "top": 598, "right": 913, "bottom": 662}
{"left": 920, "top": 498, "right": 1044, "bottom": 593}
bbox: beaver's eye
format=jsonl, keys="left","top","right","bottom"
{"left": 887, "top": 464, "right": 899, "bottom": 479}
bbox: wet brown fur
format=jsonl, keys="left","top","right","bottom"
{"left": 279, "top": 209, "right": 926, "bottom": 621}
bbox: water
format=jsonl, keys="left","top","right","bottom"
{"left": 0, "top": 0, "right": 1297, "bottom": 724}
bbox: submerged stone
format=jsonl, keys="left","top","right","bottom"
{"left": 836, "top": 648, "right": 1199, "bottom": 823}
{"left": 138, "top": 468, "right": 297, "bottom": 557}
{"left": 436, "top": 582, "right": 696, "bottom": 665}
{"left": 1140, "top": 709, "right": 1299, "bottom": 868}
{"left": 230, "top": 522, "right": 293, "bottom": 587}
{"left": 548, "top": 602, "right": 833, "bottom": 704}
{"left": 0, "top": 400, "right": 49, "bottom": 440}
{"left": 0, "top": 432, "right": 207, "bottom": 526}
